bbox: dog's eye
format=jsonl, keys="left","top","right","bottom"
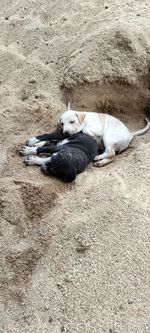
{"left": 70, "top": 120, "right": 75, "bottom": 124}
{"left": 61, "top": 122, "right": 64, "bottom": 126}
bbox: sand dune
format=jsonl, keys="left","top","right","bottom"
{"left": 0, "top": 1, "right": 150, "bottom": 332}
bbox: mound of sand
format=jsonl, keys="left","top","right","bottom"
{"left": 0, "top": 1, "right": 150, "bottom": 332}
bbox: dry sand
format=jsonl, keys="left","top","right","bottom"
{"left": 0, "top": 1, "right": 150, "bottom": 332}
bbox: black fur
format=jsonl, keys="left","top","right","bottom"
{"left": 29, "top": 130, "right": 99, "bottom": 182}
{"left": 33, "top": 129, "right": 66, "bottom": 143}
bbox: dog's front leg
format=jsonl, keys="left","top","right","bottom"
{"left": 26, "top": 137, "right": 40, "bottom": 146}
{"left": 26, "top": 130, "right": 65, "bottom": 146}
{"left": 82, "top": 128, "right": 95, "bottom": 137}
{"left": 33, "top": 141, "right": 47, "bottom": 147}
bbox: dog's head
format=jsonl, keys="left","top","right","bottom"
{"left": 59, "top": 110, "right": 86, "bottom": 135}
{"left": 41, "top": 158, "right": 76, "bottom": 182}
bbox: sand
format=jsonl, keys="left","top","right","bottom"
{"left": 0, "top": 1, "right": 150, "bottom": 332}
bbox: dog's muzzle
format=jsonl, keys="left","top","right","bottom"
{"left": 63, "top": 131, "right": 70, "bottom": 137}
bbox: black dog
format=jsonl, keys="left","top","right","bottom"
{"left": 18, "top": 130, "right": 100, "bottom": 182}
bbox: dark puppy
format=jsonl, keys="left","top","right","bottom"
{"left": 18, "top": 130, "right": 99, "bottom": 182}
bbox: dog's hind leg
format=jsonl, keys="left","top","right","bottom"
{"left": 17, "top": 146, "right": 37, "bottom": 155}
{"left": 94, "top": 158, "right": 113, "bottom": 167}
{"left": 23, "top": 156, "right": 51, "bottom": 166}
{"left": 94, "top": 145, "right": 115, "bottom": 162}
{"left": 37, "top": 145, "right": 60, "bottom": 154}
{"left": 18, "top": 144, "right": 60, "bottom": 156}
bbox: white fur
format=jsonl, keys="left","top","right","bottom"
{"left": 60, "top": 110, "right": 150, "bottom": 166}
{"left": 23, "top": 156, "right": 51, "bottom": 166}
{"left": 57, "top": 138, "right": 69, "bottom": 147}
{"left": 33, "top": 141, "right": 47, "bottom": 147}
{"left": 26, "top": 137, "right": 40, "bottom": 146}
{"left": 18, "top": 146, "right": 37, "bottom": 155}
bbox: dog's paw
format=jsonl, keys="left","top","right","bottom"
{"left": 93, "top": 161, "right": 103, "bottom": 167}
{"left": 17, "top": 146, "right": 28, "bottom": 155}
{"left": 26, "top": 137, "right": 39, "bottom": 146}
{"left": 23, "top": 156, "right": 35, "bottom": 165}
{"left": 17, "top": 146, "right": 37, "bottom": 155}
{"left": 93, "top": 158, "right": 113, "bottom": 167}
{"left": 94, "top": 155, "right": 101, "bottom": 162}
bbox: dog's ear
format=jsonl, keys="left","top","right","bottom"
{"left": 75, "top": 112, "right": 85, "bottom": 124}
{"left": 57, "top": 119, "right": 62, "bottom": 129}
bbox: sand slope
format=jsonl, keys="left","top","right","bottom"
{"left": 0, "top": 1, "right": 150, "bottom": 332}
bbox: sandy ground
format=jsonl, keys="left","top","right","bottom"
{"left": 0, "top": 1, "right": 150, "bottom": 332}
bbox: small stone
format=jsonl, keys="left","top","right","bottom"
{"left": 119, "top": 304, "right": 124, "bottom": 311}
{"left": 44, "top": 304, "right": 49, "bottom": 310}
{"left": 48, "top": 316, "right": 53, "bottom": 323}
{"left": 61, "top": 326, "right": 65, "bottom": 332}
{"left": 127, "top": 299, "right": 134, "bottom": 304}
{"left": 21, "top": 89, "right": 28, "bottom": 101}
{"left": 76, "top": 245, "right": 90, "bottom": 253}
{"left": 29, "top": 78, "right": 36, "bottom": 84}
{"left": 5, "top": 16, "right": 9, "bottom": 20}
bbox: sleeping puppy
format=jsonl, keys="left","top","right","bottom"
{"left": 18, "top": 130, "right": 99, "bottom": 182}
{"left": 59, "top": 104, "right": 150, "bottom": 167}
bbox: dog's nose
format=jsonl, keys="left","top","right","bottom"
{"left": 63, "top": 131, "right": 70, "bottom": 137}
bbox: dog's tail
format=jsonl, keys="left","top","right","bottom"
{"left": 131, "top": 118, "right": 150, "bottom": 137}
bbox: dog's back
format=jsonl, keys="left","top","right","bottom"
{"left": 63, "top": 132, "right": 99, "bottom": 159}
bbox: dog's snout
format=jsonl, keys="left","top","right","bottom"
{"left": 63, "top": 131, "right": 70, "bottom": 137}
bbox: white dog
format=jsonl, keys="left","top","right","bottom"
{"left": 60, "top": 103, "right": 150, "bottom": 166}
